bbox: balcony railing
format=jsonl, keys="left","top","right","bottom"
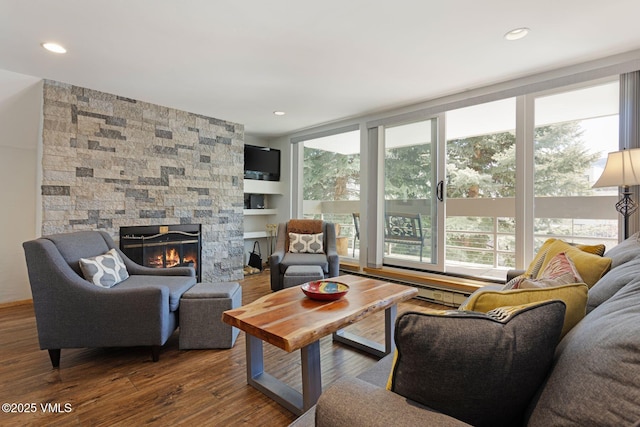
{"left": 304, "top": 195, "right": 620, "bottom": 280}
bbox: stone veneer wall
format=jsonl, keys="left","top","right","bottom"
{"left": 41, "top": 80, "right": 244, "bottom": 282}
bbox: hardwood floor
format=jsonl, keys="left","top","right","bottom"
{"left": 0, "top": 271, "right": 446, "bottom": 426}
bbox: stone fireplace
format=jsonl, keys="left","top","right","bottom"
{"left": 120, "top": 224, "right": 202, "bottom": 281}
{"left": 40, "top": 80, "right": 244, "bottom": 282}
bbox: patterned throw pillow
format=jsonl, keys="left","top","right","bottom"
{"left": 288, "top": 232, "right": 324, "bottom": 253}
{"left": 79, "top": 248, "right": 129, "bottom": 288}
{"left": 516, "top": 252, "right": 583, "bottom": 289}
{"left": 387, "top": 300, "right": 566, "bottom": 427}
{"left": 536, "top": 240, "right": 610, "bottom": 287}
{"left": 504, "top": 273, "right": 528, "bottom": 290}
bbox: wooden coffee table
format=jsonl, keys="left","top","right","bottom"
{"left": 222, "top": 274, "right": 418, "bottom": 415}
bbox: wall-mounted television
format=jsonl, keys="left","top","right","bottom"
{"left": 244, "top": 145, "right": 280, "bottom": 181}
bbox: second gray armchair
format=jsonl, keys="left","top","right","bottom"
{"left": 269, "top": 219, "right": 339, "bottom": 291}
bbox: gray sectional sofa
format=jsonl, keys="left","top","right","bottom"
{"left": 292, "top": 234, "right": 640, "bottom": 426}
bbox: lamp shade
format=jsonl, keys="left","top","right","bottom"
{"left": 592, "top": 148, "right": 640, "bottom": 188}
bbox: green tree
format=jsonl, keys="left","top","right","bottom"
{"left": 303, "top": 148, "right": 360, "bottom": 201}
{"left": 534, "top": 122, "right": 599, "bottom": 196}
{"left": 447, "top": 131, "right": 515, "bottom": 198}
{"left": 446, "top": 121, "right": 598, "bottom": 198}
{"left": 385, "top": 144, "right": 432, "bottom": 200}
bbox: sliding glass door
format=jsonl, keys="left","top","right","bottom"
{"left": 383, "top": 118, "right": 443, "bottom": 269}
{"left": 445, "top": 98, "right": 517, "bottom": 279}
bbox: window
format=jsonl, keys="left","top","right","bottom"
{"left": 533, "top": 82, "right": 619, "bottom": 251}
{"left": 294, "top": 76, "right": 622, "bottom": 282}
{"left": 302, "top": 129, "right": 360, "bottom": 258}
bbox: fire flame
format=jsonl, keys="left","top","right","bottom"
{"left": 166, "top": 248, "right": 180, "bottom": 268}
{"left": 147, "top": 248, "right": 197, "bottom": 271}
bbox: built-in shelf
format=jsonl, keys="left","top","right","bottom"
{"left": 244, "top": 209, "right": 278, "bottom": 216}
{"left": 243, "top": 179, "right": 283, "bottom": 240}
{"left": 243, "top": 231, "right": 269, "bottom": 239}
{"left": 244, "top": 179, "right": 284, "bottom": 195}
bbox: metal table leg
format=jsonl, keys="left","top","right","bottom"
{"left": 245, "top": 334, "right": 322, "bottom": 416}
{"left": 332, "top": 304, "right": 397, "bottom": 357}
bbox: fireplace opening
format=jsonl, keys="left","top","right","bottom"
{"left": 119, "top": 224, "right": 201, "bottom": 282}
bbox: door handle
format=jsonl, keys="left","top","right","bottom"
{"left": 436, "top": 180, "right": 444, "bottom": 202}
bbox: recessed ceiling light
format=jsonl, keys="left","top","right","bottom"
{"left": 504, "top": 27, "right": 530, "bottom": 41}
{"left": 273, "top": 111, "right": 286, "bottom": 116}
{"left": 41, "top": 42, "right": 67, "bottom": 54}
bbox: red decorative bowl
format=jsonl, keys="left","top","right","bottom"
{"left": 301, "top": 280, "right": 349, "bottom": 301}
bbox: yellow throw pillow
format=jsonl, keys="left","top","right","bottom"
{"left": 575, "top": 243, "right": 606, "bottom": 256}
{"left": 537, "top": 240, "right": 610, "bottom": 288}
{"left": 524, "top": 239, "right": 606, "bottom": 278}
{"left": 459, "top": 283, "right": 588, "bottom": 338}
{"left": 524, "top": 238, "right": 557, "bottom": 277}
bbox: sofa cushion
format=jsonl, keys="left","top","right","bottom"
{"left": 603, "top": 231, "right": 640, "bottom": 269}
{"left": 315, "top": 376, "right": 472, "bottom": 427}
{"left": 289, "top": 232, "right": 324, "bottom": 253}
{"left": 116, "top": 275, "right": 196, "bottom": 311}
{"left": 79, "top": 248, "right": 130, "bottom": 288}
{"left": 587, "top": 257, "right": 640, "bottom": 313}
{"left": 279, "top": 252, "right": 329, "bottom": 274}
{"left": 388, "top": 300, "right": 566, "bottom": 427}
{"left": 460, "top": 283, "right": 587, "bottom": 338}
{"left": 527, "top": 278, "right": 640, "bottom": 426}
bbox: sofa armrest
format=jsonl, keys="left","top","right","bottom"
{"left": 315, "top": 377, "right": 472, "bottom": 427}
{"left": 506, "top": 269, "right": 526, "bottom": 282}
{"left": 269, "top": 250, "right": 285, "bottom": 291}
{"left": 326, "top": 250, "right": 340, "bottom": 277}
{"left": 269, "top": 250, "right": 284, "bottom": 265}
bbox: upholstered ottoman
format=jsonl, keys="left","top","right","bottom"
{"left": 283, "top": 265, "right": 324, "bottom": 288}
{"left": 179, "top": 282, "right": 241, "bottom": 349}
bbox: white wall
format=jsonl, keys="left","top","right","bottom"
{"left": 269, "top": 135, "right": 292, "bottom": 224}
{"left": 0, "top": 69, "right": 43, "bottom": 304}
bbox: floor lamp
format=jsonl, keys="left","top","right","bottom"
{"left": 592, "top": 148, "right": 640, "bottom": 239}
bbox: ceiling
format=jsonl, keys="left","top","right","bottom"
{"left": 2, "top": 1, "right": 640, "bottom": 138}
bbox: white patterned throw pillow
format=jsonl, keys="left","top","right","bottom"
{"left": 79, "top": 248, "right": 129, "bottom": 288}
{"left": 289, "top": 232, "right": 324, "bottom": 254}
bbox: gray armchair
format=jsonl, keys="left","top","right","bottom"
{"left": 22, "top": 230, "right": 197, "bottom": 368}
{"left": 269, "top": 219, "right": 339, "bottom": 291}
